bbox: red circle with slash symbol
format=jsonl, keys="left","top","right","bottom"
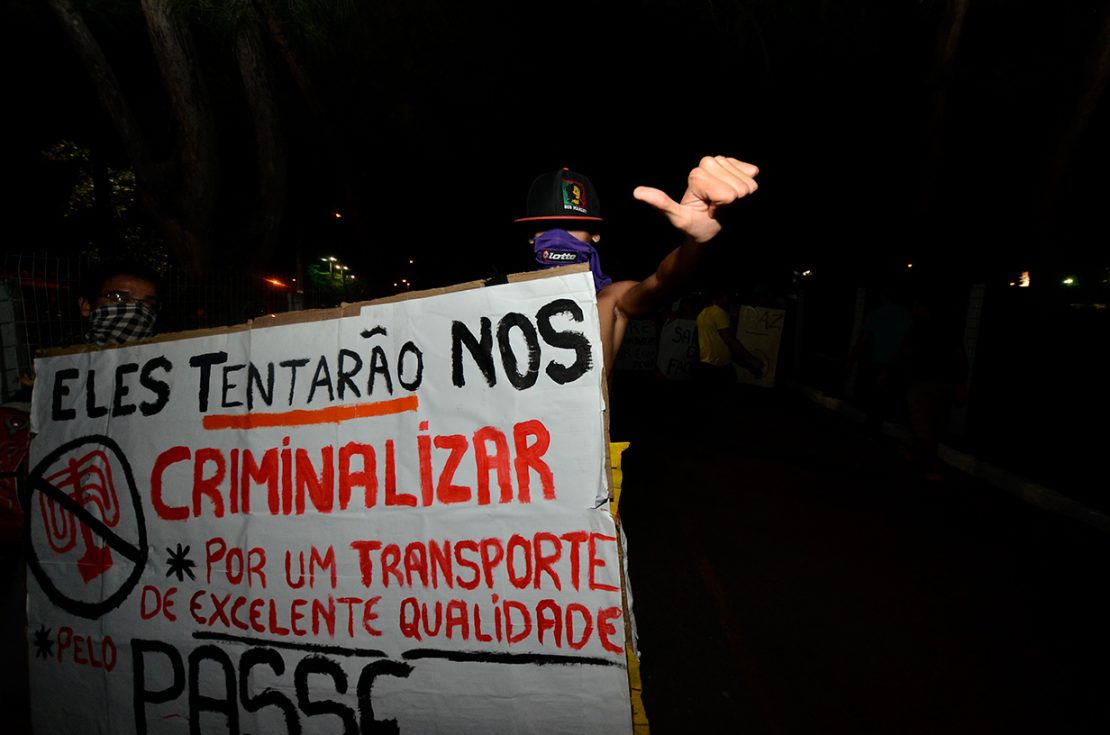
{"left": 23, "top": 435, "right": 148, "bottom": 619}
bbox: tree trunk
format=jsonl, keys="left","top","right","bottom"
{"left": 45, "top": 0, "right": 156, "bottom": 184}
{"left": 917, "top": 0, "right": 971, "bottom": 217}
{"left": 252, "top": 0, "right": 369, "bottom": 245}
{"left": 236, "top": 1, "right": 287, "bottom": 268}
{"left": 140, "top": 0, "right": 218, "bottom": 276}
{"left": 1039, "top": 6, "right": 1110, "bottom": 238}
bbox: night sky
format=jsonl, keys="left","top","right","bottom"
{"left": 4, "top": 1, "right": 1108, "bottom": 296}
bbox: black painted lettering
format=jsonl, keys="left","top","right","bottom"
{"left": 537, "top": 299, "right": 592, "bottom": 384}
{"left": 132, "top": 639, "right": 185, "bottom": 735}
{"left": 397, "top": 342, "right": 423, "bottom": 391}
{"left": 188, "top": 645, "right": 239, "bottom": 735}
{"left": 247, "top": 362, "right": 274, "bottom": 411}
{"left": 85, "top": 369, "right": 108, "bottom": 418}
{"left": 221, "top": 364, "right": 245, "bottom": 408}
{"left": 51, "top": 368, "right": 79, "bottom": 421}
{"left": 280, "top": 358, "right": 310, "bottom": 405}
{"left": 294, "top": 655, "right": 358, "bottom": 734}
{"left": 337, "top": 349, "right": 363, "bottom": 400}
{"left": 357, "top": 660, "right": 414, "bottom": 734}
{"left": 307, "top": 357, "right": 335, "bottom": 404}
{"left": 452, "top": 318, "right": 495, "bottom": 387}
{"left": 139, "top": 357, "right": 172, "bottom": 416}
{"left": 112, "top": 363, "right": 139, "bottom": 416}
{"left": 239, "top": 648, "right": 299, "bottom": 734}
{"left": 367, "top": 346, "right": 393, "bottom": 396}
{"left": 497, "top": 313, "right": 540, "bottom": 390}
{"left": 190, "top": 352, "right": 230, "bottom": 413}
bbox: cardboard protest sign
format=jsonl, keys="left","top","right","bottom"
{"left": 735, "top": 306, "right": 785, "bottom": 387}
{"left": 612, "top": 319, "right": 657, "bottom": 373}
{"left": 655, "top": 318, "right": 697, "bottom": 381}
{"left": 25, "top": 269, "right": 632, "bottom": 734}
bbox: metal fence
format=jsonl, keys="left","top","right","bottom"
{"left": 0, "top": 252, "right": 331, "bottom": 402}
{"left": 0, "top": 253, "right": 86, "bottom": 401}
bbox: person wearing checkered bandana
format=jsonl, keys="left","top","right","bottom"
{"left": 79, "top": 265, "right": 161, "bottom": 346}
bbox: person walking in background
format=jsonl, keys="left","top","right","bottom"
{"left": 848, "top": 286, "right": 913, "bottom": 436}
{"left": 896, "top": 293, "right": 969, "bottom": 480}
{"left": 687, "top": 288, "right": 765, "bottom": 440}
{"left": 695, "top": 288, "right": 764, "bottom": 387}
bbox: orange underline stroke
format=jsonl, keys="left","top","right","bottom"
{"left": 202, "top": 395, "right": 419, "bottom": 430}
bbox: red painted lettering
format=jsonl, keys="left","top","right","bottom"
{"left": 513, "top": 420, "right": 554, "bottom": 501}
{"left": 151, "top": 446, "right": 190, "bottom": 520}
{"left": 338, "top": 442, "right": 376, "bottom": 510}
{"left": 192, "top": 447, "right": 226, "bottom": 517}
{"left": 473, "top": 426, "right": 512, "bottom": 503}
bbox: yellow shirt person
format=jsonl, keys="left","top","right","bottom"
{"left": 696, "top": 303, "right": 733, "bottom": 367}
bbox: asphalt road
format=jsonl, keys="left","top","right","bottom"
{"left": 611, "top": 376, "right": 1110, "bottom": 734}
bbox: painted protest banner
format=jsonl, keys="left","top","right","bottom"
{"left": 25, "top": 269, "right": 632, "bottom": 734}
{"left": 735, "top": 306, "right": 785, "bottom": 387}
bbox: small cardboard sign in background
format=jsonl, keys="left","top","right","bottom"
{"left": 736, "top": 306, "right": 785, "bottom": 387}
{"left": 26, "top": 270, "right": 631, "bottom": 734}
{"left": 655, "top": 318, "right": 697, "bottom": 381}
{"left": 613, "top": 319, "right": 657, "bottom": 373}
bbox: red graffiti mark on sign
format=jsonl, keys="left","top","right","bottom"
{"left": 39, "top": 450, "right": 121, "bottom": 582}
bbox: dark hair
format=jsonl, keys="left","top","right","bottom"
{"left": 80, "top": 259, "right": 162, "bottom": 301}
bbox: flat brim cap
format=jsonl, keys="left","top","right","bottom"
{"left": 514, "top": 167, "right": 603, "bottom": 223}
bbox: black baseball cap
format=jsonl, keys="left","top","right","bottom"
{"left": 514, "top": 167, "right": 603, "bottom": 224}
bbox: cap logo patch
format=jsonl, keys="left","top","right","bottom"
{"left": 561, "top": 180, "right": 589, "bottom": 214}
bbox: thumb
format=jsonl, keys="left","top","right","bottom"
{"left": 633, "top": 185, "right": 682, "bottom": 217}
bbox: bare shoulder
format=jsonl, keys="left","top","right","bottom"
{"left": 597, "top": 280, "right": 639, "bottom": 312}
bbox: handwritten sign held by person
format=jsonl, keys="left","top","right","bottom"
{"left": 26, "top": 268, "right": 632, "bottom": 734}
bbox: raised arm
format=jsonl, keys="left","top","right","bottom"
{"left": 615, "top": 155, "right": 760, "bottom": 319}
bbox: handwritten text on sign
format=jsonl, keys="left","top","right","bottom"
{"left": 27, "top": 271, "right": 631, "bottom": 734}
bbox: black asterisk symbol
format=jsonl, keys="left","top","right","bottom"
{"left": 33, "top": 626, "right": 53, "bottom": 659}
{"left": 165, "top": 543, "right": 196, "bottom": 582}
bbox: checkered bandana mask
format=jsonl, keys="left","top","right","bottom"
{"left": 85, "top": 301, "right": 157, "bottom": 345}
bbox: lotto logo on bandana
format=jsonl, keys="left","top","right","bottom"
{"left": 541, "top": 250, "right": 580, "bottom": 262}
{"left": 561, "top": 179, "right": 588, "bottom": 213}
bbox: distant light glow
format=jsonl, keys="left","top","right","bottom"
{"left": 1062, "top": 277, "right": 1077, "bottom": 286}
{"left": 1019, "top": 271, "right": 1031, "bottom": 288}
{"left": 907, "top": 263, "right": 913, "bottom": 269}
{"left": 263, "top": 277, "right": 287, "bottom": 288}
{"left": 801, "top": 269, "right": 812, "bottom": 277}
{"left": 334, "top": 212, "right": 343, "bottom": 219}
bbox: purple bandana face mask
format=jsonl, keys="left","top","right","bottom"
{"left": 533, "top": 229, "right": 612, "bottom": 293}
